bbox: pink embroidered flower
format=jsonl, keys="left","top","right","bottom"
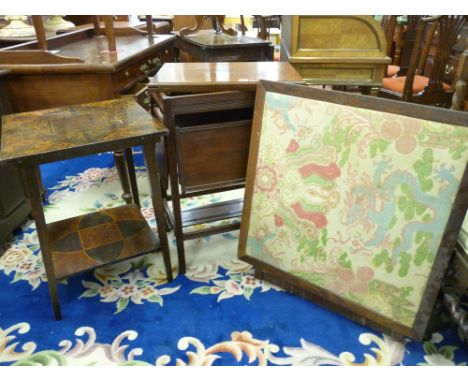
{"left": 255, "top": 165, "right": 278, "bottom": 194}
{"left": 287, "top": 139, "right": 300, "bottom": 153}
{"left": 139, "top": 285, "right": 157, "bottom": 298}
{"left": 99, "top": 284, "right": 117, "bottom": 299}
{"left": 224, "top": 280, "right": 243, "bottom": 295}
{"left": 332, "top": 266, "right": 375, "bottom": 295}
{"left": 274, "top": 214, "right": 284, "bottom": 227}
{"left": 117, "top": 284, "right": 138, "bottom": 298}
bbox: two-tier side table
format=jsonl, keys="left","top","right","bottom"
{"left": 0, "top": 97, "right": 173, "bottom": 320}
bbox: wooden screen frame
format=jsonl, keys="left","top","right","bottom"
{"left": 238, "top": 80, "right": 468, "bottom": 340}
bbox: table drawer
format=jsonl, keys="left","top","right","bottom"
{"left": 116, "top": 53, "right": 164, "bottom": 92}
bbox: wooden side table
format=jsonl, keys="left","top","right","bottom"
{"left": 0, "top": 97, "right": 173, "bottom": 320}
{"left": 147, "top": 62, "right": 304, "bottom": 273}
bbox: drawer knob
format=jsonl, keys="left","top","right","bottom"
{"left": 152, "top": 57, "right": 162, "bottom": 67}
{"left": 125, "top": 71, "right": 130, "bottom": 78}
{"left": 139, "top": 63, "right": 149, "bottom": 74}
{"left": 445, "top": 64, "right": 454, "bottom": 75}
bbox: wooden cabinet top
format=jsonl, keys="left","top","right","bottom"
{"left": 174, "top": 30, "right": 272, "bottom": 49}
{"left": 0, "top": 31, "right": 176, "bottom": 74}
{"left": 56, "top": 34, "right": 174, "bottom": 66}
{"left": 147, "top": 62, "right": 305, "bottom": 92}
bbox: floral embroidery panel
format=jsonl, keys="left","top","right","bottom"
{"left": 246, "top": 91, "right": 468, "bottom": 327}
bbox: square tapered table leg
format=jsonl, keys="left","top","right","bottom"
{"left": 142, "top": 141, "right": 173, "bottom": 281}
{"left": 21, "top": 165, "right": 62, "bottom": 320}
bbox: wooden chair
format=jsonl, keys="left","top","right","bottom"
{"left": 253, "top": 15, "right": 281, "bottom": 41}
{"left": 384, "top": 15, "right": 425, "bottom": 77}
{"left": 379, "top": 15, "right": 466, "bottom": 107}
{"left": 381, "top": 15, "right": 398, "bottom": 77}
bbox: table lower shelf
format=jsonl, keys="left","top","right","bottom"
{"left": 47, "top": 204, "right": 159, "bottom": 280}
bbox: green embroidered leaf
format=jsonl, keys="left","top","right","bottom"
{"left": 115, "top": 297, "right": 129, "bottom": 314}
{"left": 413, "top": 149, "right": 434, "bottom": 192}
{"left": 13, "top": 351, "right": 67, "bottom": 366}
{"left": 423, "top": 340, "right": 438, "bottom": 355}
{"left": 12, "top": 272, "right": 24, "bottom": 282}
{"left": 439, "top": 345, "right": 457, "bottom": 361}
{"left": 398, "top": 252, "right": 412, "bottom": 277}
{"left": 369, "top": 139, "right": 390, "bottom": 159}
{"left": 422, "top": 213, "right": 432, "bottom": 222}
{"left": 388, "top": 216, "right": 398, "bottom": 229}
{"left": 422, "top": 179, "right": 433, "bottom": 192}
{"left": 414, "top": 242, "right": 429, "bottom": 266}
{"left": 147, "top": 294, "right": 163, "bottom": 305}
{"left": 373, "top": 250, "right": 394, "bottom": 273}
{"left": 132, "top": 257, "right": 149, "bottom": 270}
{"left": 120, "top": 360, "right": 153, "bottom": 366}
{"left": 338, "top": 252, "right": 352, "bottom": 269}
{"left": 449, "top": 144, "right": 466, "bottom": 160}
{"left": 404, "top": 204, "right": 415, "bottom": 221}
{"left": 415, "top": 204, "right": 426, "bottom": 215}
{"left": 190, "top": 286, "right": 213, "bottom": 295}
{"left": 401, "top": 183, "right": 411, "bottom": 193}
{"left": 320, "top": 229, "right": 328, "bottom": 246}
{"left": 298, "top": 236, "right": 321, "bottom": 260}
{"left": 29, "top": 244, "right": 40, "bottom": 252}
{"left": 243, "top": 287, "right": 254, "bottom": 300}
{"left": 399, "top": 286, "right": 413, "bottom": 299}
{"left": 79, "top": 289, "right": 99, "bottom": 298}
{"left": 230, "top": 274, "right": 243, "bottom": 283}
{"left": 339, "top": 147, "right": 351, "bottom": 167}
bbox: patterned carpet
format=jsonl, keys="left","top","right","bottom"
{"left": 0, "top": 149, "right": 467, "bottom": 366}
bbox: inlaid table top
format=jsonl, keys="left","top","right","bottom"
{"left": 0, "top": 97, "right": 168, "bottom": 165}
{"left": 148, "top": 62, "right": 305, "bottom": 92}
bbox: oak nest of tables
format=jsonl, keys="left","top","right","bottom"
{"left": 0, "top": 97, "right": 173, "bottom": 320}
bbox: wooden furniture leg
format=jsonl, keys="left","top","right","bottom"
{"left": 31, "top": 16, "right": 48, "bottom": 50}
{"left": 180, "top": 16, "right": 205, "bottom": 37}
{"left": 254, "top": 268, "right": 264, "bottom": 280}
{"left": 102, "top": 15, "right": 117, "bottom": 52}
{"left": 35, "top": 165, "right": 46, "bottom": 200}
{"left": 21, "top": 165, "right": 61, "bottom": 320}
{"left": 114, "top": 150, "right": 133, "bottom": 204}
{"left": 142, "top": 141, "right": 173, "bottom": 281}
{"left": 146, "top": 15, "right": 154, "bottom": 43}
{"left": 124, "top": 147, "right": 140, "bottom": 207}
{"left": 166, "top": 131, "right": 186, "bottom": 274}
{"left": 93, "top": 16, "right": 101, "bottom": 35}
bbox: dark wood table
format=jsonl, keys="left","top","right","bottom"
{"left": 0, "top": 97, "right": 173, "bottom": 320}
{"left": 0, "top": 28, "right": 176, "bottom": 223}
{"left": 147, "top": 62, "right": 304, "bottom": 273}
{"left": 173, "top": 30, "right": 273, "bottom": 62}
